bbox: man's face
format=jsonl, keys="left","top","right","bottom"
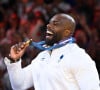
{"left": 45, "top": 15, "right": 66, "bottom": 46}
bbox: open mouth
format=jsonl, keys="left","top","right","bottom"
{"left": 46, "top": 30, "right": 54, "bottom": 36}
{"left": 46, "top": 30, "right": 54, "bottom": 39}
{"left": 46, "top": 30, "right": 53, "bottom": 34}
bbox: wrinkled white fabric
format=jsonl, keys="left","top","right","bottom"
{"left": 4, "top": 43, "right": 100, "bottom": 90}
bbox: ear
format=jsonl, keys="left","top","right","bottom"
{"left": 64, "top": 30, "right": 71, "bottom": 37}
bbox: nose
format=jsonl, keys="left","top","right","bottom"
{"left": 47, "top": 24, "right": 49, "bottom": 28}
{"left": 47, "top": 23, "right": 51, "bottom": 29}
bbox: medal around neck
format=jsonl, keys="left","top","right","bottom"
{"left": 27, "top": 37, "right": 75, "bottom": 51}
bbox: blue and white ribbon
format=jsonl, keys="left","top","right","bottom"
{"left": 30, "top": 37, "right": 75, "bottom": 51}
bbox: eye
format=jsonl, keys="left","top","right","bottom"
{"left": 49, "top": 20, "right": 60, "bottom": 27}
{"left": 53, "top": 22, "right": 57, "bottom": 25}
{"left": 53, "top": 21, "right": 60, "bottom": 26}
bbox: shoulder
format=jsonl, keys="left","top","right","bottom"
{"left": 65, "top": 43, "right": 94, "bottom": 64}
{"left": 66, "top": 43, "right": 91, "bottom": 59}
{"left": 66, "top": 43, "right": 96, "bottom": 69}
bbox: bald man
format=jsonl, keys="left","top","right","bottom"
{"left": 4, "top": 13, "right": 100, "bottom": 90}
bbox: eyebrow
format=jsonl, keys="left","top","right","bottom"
{"left": 50, "top": 20, "right": 60, "bottom": 24}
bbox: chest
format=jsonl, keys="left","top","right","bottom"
{"left": 31, "top": 45, "right": 80, "bottom": 90}
{"left": 34, "top": 49, "right": 72, "bottom": 79}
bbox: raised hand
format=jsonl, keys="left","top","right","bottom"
{"left": 9, "top": 39, "right": 32, "bottom": 62}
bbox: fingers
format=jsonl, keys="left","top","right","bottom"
{"left": 11, "top": 42, "right": 26, "bottom": 54}
{"left": 11, "top": 39, "right": 32, "bottom": 54}
{"left": 12, "top": 44, "right": 18, "bottom": 54}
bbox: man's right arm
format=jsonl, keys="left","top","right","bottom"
{"left": 4, "top": 57, "right": 34, "bottom": 90}
{"left": 4, "top": 40, "right": 34, "bottom": 90}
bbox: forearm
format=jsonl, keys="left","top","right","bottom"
{"left": 4, "top": 57, "right": 33, "bottom": 90}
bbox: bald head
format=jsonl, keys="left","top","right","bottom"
{"left": 51, "top": 13, "right": 76, "bottom": 34}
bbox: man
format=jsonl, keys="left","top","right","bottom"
{"left": 4, "top": 13, "right": 100, "bottom": 90}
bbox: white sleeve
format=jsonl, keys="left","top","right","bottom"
{"left": 71, "top": 50, "right": 100, "bottom": 90}
{"left": 4, "top": 57, "right": 34, "bottom": 90}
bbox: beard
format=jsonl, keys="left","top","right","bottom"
{"left": 45, "top": 33, "right": 60, "bottom": 46}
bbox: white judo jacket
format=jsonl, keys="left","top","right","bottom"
{"left": 4, "top": 43, "right": 100, "bottom": 90}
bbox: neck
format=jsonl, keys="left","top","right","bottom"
{"left": 58, "top": 36, "right": 72, "bottom": 43}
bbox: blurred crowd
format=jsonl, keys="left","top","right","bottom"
{"left": 0, "top": 0, "right": 100, "bottom": 90}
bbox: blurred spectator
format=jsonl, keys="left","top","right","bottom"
{"left": 0, "top": 44, "right": 13, "bottom": 90}
{"left": 17, "top": 0, "right": 34, "bottom": 19}
{"left": 92, "top": 4, "right": 100, "bottom": 75}
{"left": 75, "top": 0, "right": 96, "bottom": 25}
{"left": 0, "top": 23, "right": 6, "bottom": 42}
